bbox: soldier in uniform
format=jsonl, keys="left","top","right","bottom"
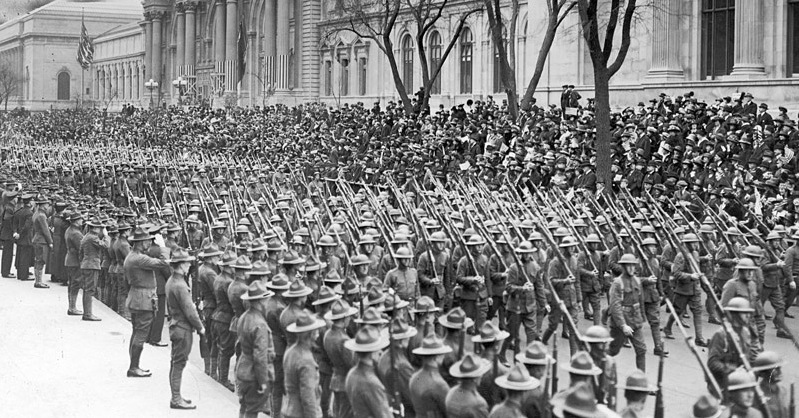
{"left": 416, "top": 231, "right": 449, "bottom": 307}
{"left": 616, "top": 369, "right": 655, "bottom": 418}
{"left": 265, "top": 273, "right": 291, "bottom": 418}
{"left": 324, "top": 299, "right": 358, "bottom": 418}
{"left": 212, "top": 251, "right": 237, "bottom": 391}
{"left": 456, "top": 235, "right": 490, "bottom": 333}
{"left": 0, "top": 188, "right": 18, "bottom": 278}
{"left": 472, "top": 322, "right": 510, "bottom": 409}
{"left": 490, "top": 363, "right": 540, "bottom": 418}
{"left": 344, "top": 325, "right": 393, "bottom": 418}
{"left": 663, "top": 233, "right": 706, "bottom": 347}
{"left": 377, "top": 317, "right": 417, "bottom": 417}
{"left": 503, "top": 240, "right": 548, "bottom": 358}
{"left": 146, "top": 237, "right": 170, "bottom": 345}
{"left": 724, "top": 368, "right": 764, "bottom": 418}
{"left": 582, "top": 326, "right": 617, "bottom": 410}
{"left": 79, "top": 218, "right": 109, "bottom": 321}
{"left": 384, "top": 247, "right": 420, "bottom": 301}
{"left": 761, "top": 232, "right": 792, "bottom": 339}
{"left": 409, "top": 333, "right": 452, "bottom": 418}
{"left": 65, "top": 213, "right": 85, "bottom": 316}
{"left": 197, "top": 244, "right": 223, "bottom": 378}
{"left": 577, "top": 233, "right": 605, "bottom": 324}
{"left": 640, "top": 237, "right": 667, "bottom": 356}
{"left": 164, "top": 248, "right": 203, "bottom": 410}
{"left": 516, "top": 341, "right": 553, "bottom": 418}
{"left": 12, "top": 193, "right": 34, "bottom": 281}
{"left": 752, "top": 351, "right": 790, "bottom": 418}
{"left": 542, "top": 236, "right": 582, "bottom": 356}
{"left": 114, "top": 222, "right": 133, "bottom": 320}
{"left": 283, "top": 309, "right": 326, "bottom": 418}
{"left": 438, "top": 307, "right": 475, "bottom": 386}
{"left": 124, "top": 227, "right": 169, "bottom": 377}
{"left": 31, "top": 196, "right": 52, "bottom": 289}
{"left": 446, "top": 352, "right": 491, "bottom": 418}
{"left": 707, "top": 297, "right": 755, "bottom": 399}
{"left": 607, "top": 254, "right": 647, "bottom": 371}
{"left": 783, "top": 231, "right": 799, "bottom": 315}
{"left": 235, "top": 281, "right": 276, "bottom": 418}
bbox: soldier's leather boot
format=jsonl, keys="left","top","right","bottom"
{"left": 210, "top": 357, "right": 219, "bottom": 380}
{"left": 217, "top": 355, "right": 235, "bottom": 392}
{"left": 204, "top": 357, "right": 211, "bottom": 375}
{"left": 67, "top": 288, "right": 82, "bottom": 316}
{"left": 541, "top": 328, "right": 552, "bottom": 345}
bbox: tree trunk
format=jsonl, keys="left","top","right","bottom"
{"left": 521, "top": 18, "right": 557, "bottom": 111}
{"left": 593, "top": 65, "right": 612, "bottom": 192}
{"left": 382, "top": 36, "right": 413, "bottom": 115}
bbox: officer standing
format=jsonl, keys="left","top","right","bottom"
{"left": 0, "top": 187, "right": 18, "bottom": 278}
{"left": 124, "top": 227, "right": 169, "bottom": 378}
{"left": 79, "top": 218, "right": 109, "bottom": 321}
{"left": 164, "top": 248, "right": 203, "bottom": 410}
{"left": 345, "top": 325, "right": 393, "bottom": 418}
{"left": 65, "top": 213, "right": 84, "bottom": 316}
{"left": 446, "top": 352, "right": 491, "bottom": 418}
{"left": 283, "top": 309, "right": 327, "bottom": 418}
{"left": 12, "top": 193, "right": 34, "bottom": 281}
{"left": 31, "top": 196, "right": 52, "bottom": 289}
{"left": 235, "top": 281, "right": 276, "bottom": 418}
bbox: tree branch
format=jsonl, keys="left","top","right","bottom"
{"left": 607, "top": 0, "right": 636, "bottom": 77}
{"left": 602, "top": 0, "right": 621, "bottom": 64}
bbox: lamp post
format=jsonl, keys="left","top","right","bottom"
{"left": 172, "top": 76, "right": 187, "bottom": 106}
{"left": 145, "top": 78, "right": 159, "bottom": 109}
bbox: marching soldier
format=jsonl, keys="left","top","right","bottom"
{"left": 383, "top": 247, "right": 420, "bottom": 301}
{"left": 663, "top": 233, "right": 706, "bottom": 347}
{"left": 706, "top": 297, "right": 755, "bottom": 399}
{"left": 543, "top": 236, "right": 582, "bottom": 356}
{"left": 752, "top": 351, "right": 791, "bottom": 418}
{"left": 607, "top": 254, "right": 647, "bottom": 371}
{"left": 456, "top": 235, "right": 490, "bottom": 333}
{"left": 724, "top": 368, "right": 764, "bottom": 418}
{"left": 578, "top": 233, "right": 605, "bottom": 324}
{"left": 503, "top": 240, "right": 548, "bottom": 357}
{"left": 641, "top": 237, "right": 667, "bottom": 356}
{"left": 417, "top": 231, "right": 449, "bottom": 307}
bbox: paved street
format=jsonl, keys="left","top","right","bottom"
{"left": 0, "top": 271, "right": 798, "bottom": 417}
{"left": 0, "top": 276, "right": 238, "bottom": 418}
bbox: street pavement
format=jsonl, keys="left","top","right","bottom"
{"left": 0, "top": 275, "right": 238, "bottom": 418}
{"left": 0, "top": 271, "right": 797, "bottom": 417}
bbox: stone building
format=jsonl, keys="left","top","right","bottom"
{"left": 0, "top": 0, "right": 142, "bottom": 111}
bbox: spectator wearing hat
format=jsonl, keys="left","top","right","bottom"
{"left": 123, "top": 227, "right": 169, "bottom": 378}
{"left": 490, "top": 363, "right": 540, "bottom": 418}
{"left": 345, "top": 325, "right": 392, "bottom": 418}
{"left": 197, "top": 244, "right": 223, "bottom": 377}
{"left": 79, "top": 218, "right": 110, "bottom": 321}
{"left": 284, "top": 309, "right": 327, "bottom": 418}
{"left": 707, "top": 297, "right": 755, "bottom": 399}
{"left": 384, "top": 247, "right": 420, "bottom": 302}
{"left": 12, "top": 193, "right": 34, "bottom": 281}
{"left": 0, "top": 187, "right": 18, "bottom": 278}
{"left": 164, "top": 248, "right": 203, "bottom": 410}
{"left": 235, "top": 281, "right": 276, "bottom": 418}
{"left": 445, "top": 352, "right": 492, "bottom": 418}
{"left": 31, "top": 196, "right": 52, "bottom": 289}
{"left": 756, "top": 103, "right": 773, "bottom": 129}
{"left": 323, "top": 299, "right": 358, "bottom": 418}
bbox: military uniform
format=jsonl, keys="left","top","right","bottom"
{"left": 165, "top": 269, "right": 203, "bottom": 406}
{"left": 124, "top": 246, "right": 169, "bottom": 374}
{"left": 79, "top": 230, "right": 110, "bottom": 319}
{"left": 608, "top": 272, "right": 647, "bottom": 371}
{"left": 235, "top": 299, "right": 275, "bottom": 416}
{"left": 543, "top": 254, "right": 582, "bottom": 355}
{"left": 31, "top": 208, "right": 52, "bottom": 287}
{"left": 65, "top": 223, "right": 84, "bottom": 313}
{"left": 504, "top": 259, "right": 547, "bottom": 352}
{"left": 12, "top": 202, "right": 33, "bottom": 280}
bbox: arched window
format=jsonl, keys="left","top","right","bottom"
{"left": 57, "top": 71, "right": 70, "bottom": 100}
{"left": 428, "top": 31, "right": 442, "bottom": 95}
{"left": 401, "top": 34, "right": 414, "bottom": 93}
{"left": 493, "top": 27, "right": 508, "bottom": 93}
{"left": 459, "top": 28, "right": 473, "bottom": 94}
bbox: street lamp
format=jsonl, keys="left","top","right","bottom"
{"left": 145, "top": 78, "right": 159, "bottom": 109}
{"left": 172, "top": 76, "right": 187, "bottom": 105}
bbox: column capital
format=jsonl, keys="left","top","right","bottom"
{"left": 176, "top": 3, "right": 186, "bottom": 14}
{"left": 184, "top": 1, "right": 198, "bottom": 12}
{"left": 150, "top": 10, "right": 167, "bottom": 21}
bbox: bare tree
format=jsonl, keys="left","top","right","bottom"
{"left": 330, "top": 0, "right": 478, "bottom": 116}
{"left": 578, "top": 0, "right": 636, "bottom": 190}
{"left": 0, "top": 59, "right": 19, "bottom": 112}
{"left": 484, "top": 0, "right": 519, "bottom": 118}
{"left": 520, "top": 0, "right": 577, "bottom": 111}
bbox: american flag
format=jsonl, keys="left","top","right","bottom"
{"left": 77, "top": 22, "right": 94, "bottom": 69}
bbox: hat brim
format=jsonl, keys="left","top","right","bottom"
{"left": 561, "top": 364, "right": 603, "bottom": 375}
{"left": 130, "top": 236, "right": 154, "bottom": 242}
{"left": 495, "top": 374, "right": 541, "bottom": 391}
{"left": 324, "top": 306, "right": 358, "bottom": 320}
{"left": 390, "top": 327, "right": 418, "bottom": 340}
{"left": 439, "top": 317, "right": 475, "bottom": 329}
{"left": 286, "top": 318, "right": 326, "bottom": 333}
{"left": 616, "top": 383, "right": 656, "bottom": 392}
{"left": 245, "top": 269, "right": 272, "bottom": 277}
{"left": 472, "top": 329, "right": 510, "bottom": 343}
{"left": 449, "top": 358, "right": 492, "bottom": 378}
{"left": 411, "top": 306, "right": 441, "bottom": 313}
{"left": 283, "top": 287, "right": 314, "bottom": 298}
{"left": 167, "top": 256, "right": 196, "bottom": 263}
{"left": 751, "top": 360, "right": 784, "bottom": 372}
{"left": 344, "top": 336, "right": 390, "bottom": 352}
{"left": 516, "top": 353, "right": 554, "bottom": 365}
{"left": 312, "top": 294, "right": 342, "bottom": 306}
{"left": 241, "top": 290, "right": 274, "bottom": 301}
{"left": 266, "top": 283, "right": 291, "bottom": 290}
{"left": 199, "top": 250, "right": 224, "bottom": 258}
{"left": 412, "top": 345, "right": 453, "bottom": 356}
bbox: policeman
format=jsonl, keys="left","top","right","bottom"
{"left": 164, "top": 248, "right": 203, "bottom": 410}
{"left": 752, "top": 351, "right": 790, "bottom": 418}
{"left": 607, "top": 254, "right": 647, "bottom": 371}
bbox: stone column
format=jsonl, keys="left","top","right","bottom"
{"left": 115, "top": 63, "right": 122, "bottom": 100}
{"left": 214, "top": 0, "right": 226, "bottom": 63}
{"left": 646, "top": 0, "right": 683, "bottom": 80}
{"left": 152, "top": 11, "right": 164, "bottom": 83}
{"left": 293, "top": 0, "right": 303, "bottom": 89}
{"left": 263, "top": 0, "right": 277, "bottom": 85}
{"left": 185, "top": 2, "right": 197, "bottom": 82}
{"left": 176, "top": 5, "right": 186, "bottom": 76}
{"left": 276, "top": 0, "right": 290, "bottom": 89}
{"left": 97, "top": 68, "right": 103, "bottom": 100}
{"left": 142, "top": 16, "right": 152, "bottom": 80}
{"left": 94, "top": 69, "right": 100, "bottom": 100}
{"left": 730, "top": 0, "right": 765, "bottom": 77}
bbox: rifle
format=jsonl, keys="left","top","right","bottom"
{"left": 790, "top": 382, "right": 795, "bottom": 418}
{"left": 654, "top": 348, "right": 665, "bottom": 418}
{"left": 551, "top": 330, "right": 559, "bottom": 397}
{"left": 388, "top": 293, "right": 405, "bottom": 418}
{"left": 664, "top": 298, "right": 722, "bottom": 397}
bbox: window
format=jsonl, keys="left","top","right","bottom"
{"left": 429, "top": 31, "right": 442, "bottom": 94}
{"left": 701, "top": 0, "right": 734, "bottom": 79}
{"left": 359, "top": 57, "right": 367, "bottom": 95}
{"left": 402, "top": 34, "right": 414, "bottom": 93}
{"left": 57, "top": 71, "right": 70, "bottom": 100}
{"left": 325, "top": 61, "right": 332, "bottom": 95}
{"left": 789, "top": 0, "right": 799, "bottom": 74}
{"left": 340, "top": 58, "right": 349, "bottom": 96}
{"left": 460, "top": 28, "right": 473, "bottom": 94}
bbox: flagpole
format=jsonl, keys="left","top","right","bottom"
{"left": 80, "top": 9, "right": 85, "bottom": 109}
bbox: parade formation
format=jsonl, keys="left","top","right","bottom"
{"left": 1, "top": 91, "right": 798, "bottom": 418}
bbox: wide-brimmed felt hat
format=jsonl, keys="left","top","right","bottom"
{"left": 472, "top": 322, "right": 510, "bottom": 343}
{"left": 231, "top": 255, "right": 253, "bottom": 270}
{"left": 324, "top": 299, "right": 358, "bottom": 320}
{"left": 561, "top": 351, "right": 602, "bottom": 375}
{"left": 344, "top": 325, "right": 390, "bottom": 352}
{"left": 354, "top": 306, "right": 389, "bottom": 325}
{"left": 283, "top": 279, "right": 313, "bottom": 298}
{"left": 450, "top": 353, "right": 491, "bottom": 378}
{"left": 616, "top": 369, "right": 656, "bottom": 392}
{"left": 312, "top": 286, "right": 341, "bottom": 306}
{"left": 167, "top": 247, "right": 195, "bottom": 263}
{"left": 245, "top": 260, "right": 271, "bottom": 277}
{"left": 412, "top": 333, "right": 453, "bottom": 356}
{"left": 305, "top": 259, "right": 327, "bottom": 273}
{"left": 199, "top": 244, "right": 224, "bottom": 258}
{"left": 280, "top": 251, "right": 306, "bottom": 265}
{"left": 516, "top": 341, "right": 554, "bottom": 365}
{"left": 690, "top": 394, "right": 726, "bottom": 418}
{"left": 411, "top": 296, "right": 440, "bottom": 313}
{"left": 551, "top": 381, "right": 603, "bottom": 418}
{"left": 286, "top": 309, "right": 326, "bottom": 333}
{"left": 388, "top": 317, "right": 417, "bottom": 340}
{"left": 240, "top": 280, "right": 275, "bottom": 301}
{"left": 129, "top": 227, "right": 154, "bottom": 242}
{"left": 267, "top": 273, "right": 291, "bottom": 290}
{"left": 362, "top": 286, "right": 387, "bottom": 307}
{"left": 495, "top": 363, "right": 541, "bottom": 391}
{"left": 438, "top": 307, "right": 475, "bottom": 329}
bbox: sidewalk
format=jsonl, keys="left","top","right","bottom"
{"left": 0, "top": 276, "right": 239, "bottom": 418}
